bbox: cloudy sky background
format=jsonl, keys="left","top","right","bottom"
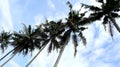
{"left": 0, "top": 0, "right": 120, "bottom": 67}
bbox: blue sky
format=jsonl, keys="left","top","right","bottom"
{"left": 0, "top": 0, "right": 120, "bottom": 67}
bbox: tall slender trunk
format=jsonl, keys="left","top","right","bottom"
{"left": 0, "top": 43, "right": 27, "bottom": 66}
{"left": 0, "top": 49, "right": 14, "bottom": 61}
{"left": 0, "top": 53, "right": 17, "bottom": 67}
{"left": 108, "top": 13, "right": 120, "bottom": 33}
{"left": 54, "top": 45, "right": 66, "bottom": 67}
{"left": 26, "top": 45, "right": 47, "bottom": 67}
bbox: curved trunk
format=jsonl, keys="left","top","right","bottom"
{"left": 108, "top": 13, "right": 120, "bottom": 33}
{"left": 26, "top": 45, "right": 47, "bottom": 67}
{"left": 0, "top": 53, "right": 17, "bottom": 67}
{"left": 54, "top": 45, "right": 66, "bottom": 67}
{"left": 0, "top": 49, "right": 14, "bottom": 61}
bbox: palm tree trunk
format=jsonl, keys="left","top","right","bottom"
{"left": 26, "top": 45, "right": 47, "bottom": 67}
{"left": 54, "top": 45, "right": 66, "bottom": 67}
{"left": 108, "top": 13, "right": 120, "bottom": 33}
{"left": 0, "top": 43, "right": 27, "bottom": 66}
{"left": 0, "top": 53, "right": 17, "bottom": 67}
{"left": 0, "top": 49, "right": 14, "bottom": 61}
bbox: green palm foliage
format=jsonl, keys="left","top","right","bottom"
{"left": 26, "top": 24, "right": 49, "bottom": 67}
{"left": 43, "top": 20, "right": 65, "bottom": 53}
{"left": 11, "top": 24, "right": 43, "bottom": 55}
{"left": 0, "top": 30, "right": 12, "bottom": 53}
{"left": 54, "top": 2, "right": 88, "bottom": 67}
{"left": 82, "top": 0, "right": 120, "bottom": 37}
{"left": 0, "top": 24, "right": 48, "bottom": 66}
{"left": 1, "top": 0, "right": 120, "bottom": 67}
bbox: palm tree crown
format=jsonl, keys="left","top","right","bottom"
{"left": 82, "top": 0, "right": 120, "bottom": 37}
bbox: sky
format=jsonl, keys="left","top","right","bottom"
{"left": 0, "top": 0, "right": 120, "bottom": 67}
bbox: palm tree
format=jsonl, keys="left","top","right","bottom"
{"left": 0, "top": 30, "right": 12, "bottom": 53}
{"left": 81, "top": 0, "right": 120, "bottom": 37}
{"left": 26, "top": 19, "right": 66, "bottom": 67}
{"left": 54, "top": 2, "right": 87, "bottom": 67}
{"left": 0, "top": 24, "right": 45, "bottom": 66}
{"left": 1, "top": 1, "right": 120, "bottom": 67}
{"left": 0, "top": 31, "right": 13, "bottom": 67}
{"left": 25, "top": 24, "right": 49, "bottom": 67}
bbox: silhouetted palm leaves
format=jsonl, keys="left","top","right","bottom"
{"left": 0, "top": 0, "right": 120, "bottom": 67}
{"left": 54, "top": 2, "right": 88, "bottom": 67}
{"left": 12, "top": 24, "right": 42, "bottom": 55}
{"left": 0, "top": 30, "right": 12, "bottom": 53}
{"left": 82, "top": 0, "right": 120, "bottom": 37}
{"left": 43, "top": 20, "right": 65, "bottom": 53}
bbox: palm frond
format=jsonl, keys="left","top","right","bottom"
{"left": 22, "top": 23, "right": 29, "bottom": 34}
{"left": 111, "top": 12, "right": 120, "bottom": 18}
{"left": 0, "top": 31, "right": 12, "bottom": 53}
{"left": 96, "top": 0, "right": 104, "bottom": 3}
{"left": 108, "top": 13, "right": 120, "bottom": 33}
{"left": 102, "top": 16, "right": 109, "bottom": 31}
{"left": 108, "top": 21, "right": 114, "bottom": 38}
{"left": 82, "top": 3, "right": 101, "bottom": 11}
{"left": 48, "top": 41, "right": 52, "bottom": 53}
{"left": 67, "top": 1, "right": 72, "bottom": 10}
{"left": 79, "top": 32, "right": 86, "bottom": 46}
{"left": 72, "top": 33, "right": 78, "bottom": 57}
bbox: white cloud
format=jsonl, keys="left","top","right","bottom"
{"left": 47, "top": 0, "right": 55, "bottom": 9}
{"left": 31, "top": 0, "right": 120, "bottom": 66}
{"left": 28, "top": 45, "right": 58, "bottom": 67}
{"left": 90, "top": 0, "right": 102, "bottom": 7}
{"left": 34, "top": 14, "right": 45, "bottom": 25}
{"left": 34, "top": 12, "right": 67, "bottom": 26}
{"left": 1, "top": 0, "right": 120, "bottom": 67}
{"left": 0, "top": 0, "right": 19, "bottom": 67}
{"left": 4, "top": 60, "right": 20, "bottom": 67}
{"left": 47, "top": 12, "right": 67, "bottom": 21}
{"left": 0, "top": 0, "right": 13, "bottom": 31}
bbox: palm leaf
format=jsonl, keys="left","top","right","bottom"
{"left": 102, "top": 16, "right": 109, "bottom": 31}
{"left": 108, "top": 21, "right": 113, "bottom": 38}
{"left": 111, "top": 12, "right": 120, "bottom": 18}
{"left": 82, "top": 3, "right": 101, "bottom": 11}
{"left": 48, "top": 41, "right": 52, "bottom": 53}
{"left": 0, "top": 31, "right": 11, "bottom": 53}
{"left": 108, "top": 13, "right": 120, "bottom": 33}
{"left": 79, "top": 32, "right": 86, "bottom": 46}
{"left": 72, "top": 33, "right": 78, "bottom": 56}
{"left": 96, "top": 0, "right": 104, "bottom": 3}
{"left": 67, "top": 1, "right": 72, "bottom": 10}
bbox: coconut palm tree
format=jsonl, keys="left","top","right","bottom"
{"left": 0, "top": 30, "right": 13, "bottom": 61}
{"left": 0, "top": 30, "right": 12, "bottom": 53}
{"left": 0, "top": 30, "right": 13, "bottom": 62}
{"left": 44, "top": 20, "right": 65, "bottom": 53}
{"left": 25, "top": 24, "right": 49, "bottom": 67}
{"left": 0, "top": 24, "right": 46, "bottom": 66}
{"left": 81, "top": 0, "right": 120, "bottom": 37}
{"left": 54, "top": 2, "right": 88, "bottom": 67}
{"left": 26, "top": 19, "right": 66, "bottom": 67}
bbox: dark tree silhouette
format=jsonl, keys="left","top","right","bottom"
{"left": 0, "top": 0, "right": 120, "bottom": 67}
{"left": 82, "top": 0, "right": 120, "bottom": 37}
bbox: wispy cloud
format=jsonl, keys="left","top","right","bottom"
{"left": 34, "top": 14, "right": 45, "bottom": 25}
{"left": 5, "top": 60, "right": 20, "bottom": 67}
{"left": 29, "top": 21, "right": 120, "bottom": 67}
{"left": 31, "top": 0, "right": 120, "bottom": 67}
{"left": 47, "top": 0, "right": 55, "bottom": 9}
{"left": 0, "top": 0, "right": 13, "bottom": 31}
{"left": 1, "top": 0, "right": 120, "bottom": 67}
